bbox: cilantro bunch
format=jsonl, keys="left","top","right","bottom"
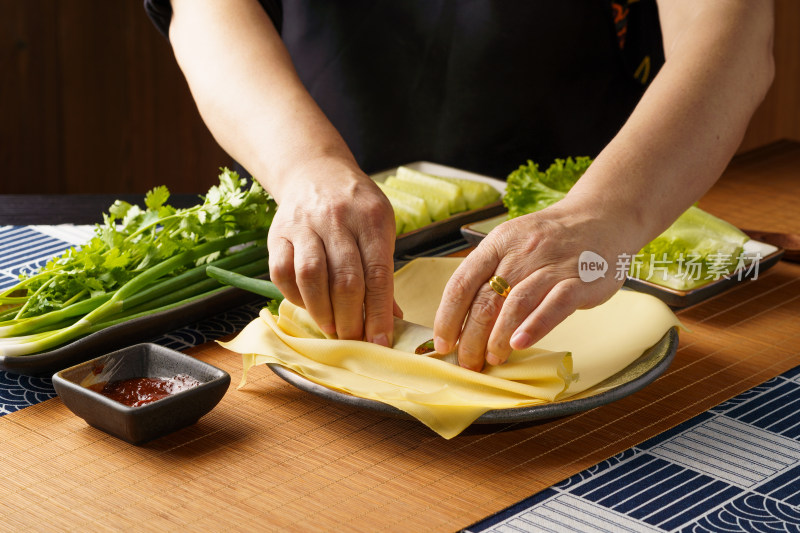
{"left": 0, "top": 169, "right": 279, "bottom": 357}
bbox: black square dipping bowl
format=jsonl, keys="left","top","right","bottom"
{"left": 52, "top": 343, "right": 230, "bottom": 445}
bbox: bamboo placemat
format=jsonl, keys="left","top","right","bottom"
{"left": 1, "top": 267, "right": 798, "bottom": 532}
{"left": 1, "top": 144, "right": 798, "bottom": 532}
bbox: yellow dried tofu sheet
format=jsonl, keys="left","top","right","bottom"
{"left": 221, "top": 257, "right": 680, "bottom": 438}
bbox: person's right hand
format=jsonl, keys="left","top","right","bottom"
{"left": 169, "top": 0, "right": 403, "bottom": 343}
{"left": 266, "top": 157, "right": 399, "bottom": 347}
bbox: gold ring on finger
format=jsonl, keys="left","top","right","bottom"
{"left": 489, "top": 275, "right": 511, "bottom": 298}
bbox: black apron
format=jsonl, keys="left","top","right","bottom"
{"left": 145, "top": 0, "right": 664, "bottom": 178}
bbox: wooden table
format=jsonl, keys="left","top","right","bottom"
{"left": 1, "top": 142, "right": 798, "bottom": 531}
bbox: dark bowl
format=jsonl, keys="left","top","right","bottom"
{"left": 52, "top": 343, "right": 230, "bottom": 445}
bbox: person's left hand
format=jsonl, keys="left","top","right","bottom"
{"left": 433, "top": 199, "right": 637, "bottom": 371}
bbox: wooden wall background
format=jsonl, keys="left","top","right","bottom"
{"left": 1, "top": 0, "right": 798, "bottom": 195}
{"left": 738, "top": 0, "right": 800, "bottom": 153}
{"left": 0, "top": 0, "right": 229, "bottom": 195}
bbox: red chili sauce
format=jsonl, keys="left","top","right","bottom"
{"left": 99, "top": 374, "right": 201, "bottom": 407}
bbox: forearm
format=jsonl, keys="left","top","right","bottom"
{"left": 567, "top": 0, "right": 774, "bottom": 250}
{"left": 168, "top": 0, "right": 398, "bottom": 346}
{"left": 168, "top": 0, "right": 361, "bottom": 201}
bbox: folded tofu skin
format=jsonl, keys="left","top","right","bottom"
{"left": 221, "top": 258, "right": 680, "bottom": 438}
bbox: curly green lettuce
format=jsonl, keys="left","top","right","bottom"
{"left": 503, "top": 157, "right": 591, "bottom": 218}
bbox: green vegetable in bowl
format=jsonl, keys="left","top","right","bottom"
{"left": 376, "top": 181, "right": 432, "bottom": 234}
{"left": 437, "top": 175, "right": 501, "bottom": 210}
{"left": 396, "top": 166, "right": 467, "bottom": 214}
{"left": 502, "top": 157, "right": 749, "bottom": 290}
{"left": 384, "top": 175, "right": 451, "bottom": 222}
{"left": 0, "top": 169, "right": 278, "bottom": 356}
{"left": 375, "top": 166, "right": 502, "bottom": 234}
{"left": 635, "top": 206, "right": 749, "bottom": 290}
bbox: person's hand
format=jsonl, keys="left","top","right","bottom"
{"left": 267, "top": 158, "right": 399, "bottom": 346}
{"left": 433, "top": 199, "right": 640, "bottom": 371}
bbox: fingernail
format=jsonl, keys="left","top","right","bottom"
{"left": 510, "top": 331, "right": 532, "bottom": 350}
{"left": 460, "top": 360, "right": 483, "bottom": 372}
{"left": 433, "top": 336, "right": 450, "bottom": 354}
{"left": 486, "top": 352, "right": 503, "bottom": 366}
{"left": 371, "top": 332, "right": 389, "bottom": 347}
{"left": 321, "top": 324, "right": 337, "bottom": 337}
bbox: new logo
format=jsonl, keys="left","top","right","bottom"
{"left": 578, "top": 251, "right": 608, "bottom": 282}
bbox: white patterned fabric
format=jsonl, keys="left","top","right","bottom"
{"left": 465, "top": 370, "right": 800, "bottom": 532}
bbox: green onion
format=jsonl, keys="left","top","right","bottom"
{"left": 0, "top": 170, "right": 278, "bottom": 357}
{"left": 206, "top": 266, "right": 283, "bottom": 301}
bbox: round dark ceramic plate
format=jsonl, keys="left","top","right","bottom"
{"left": 268, "top": 327, "right": 679, "bottom": 425}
